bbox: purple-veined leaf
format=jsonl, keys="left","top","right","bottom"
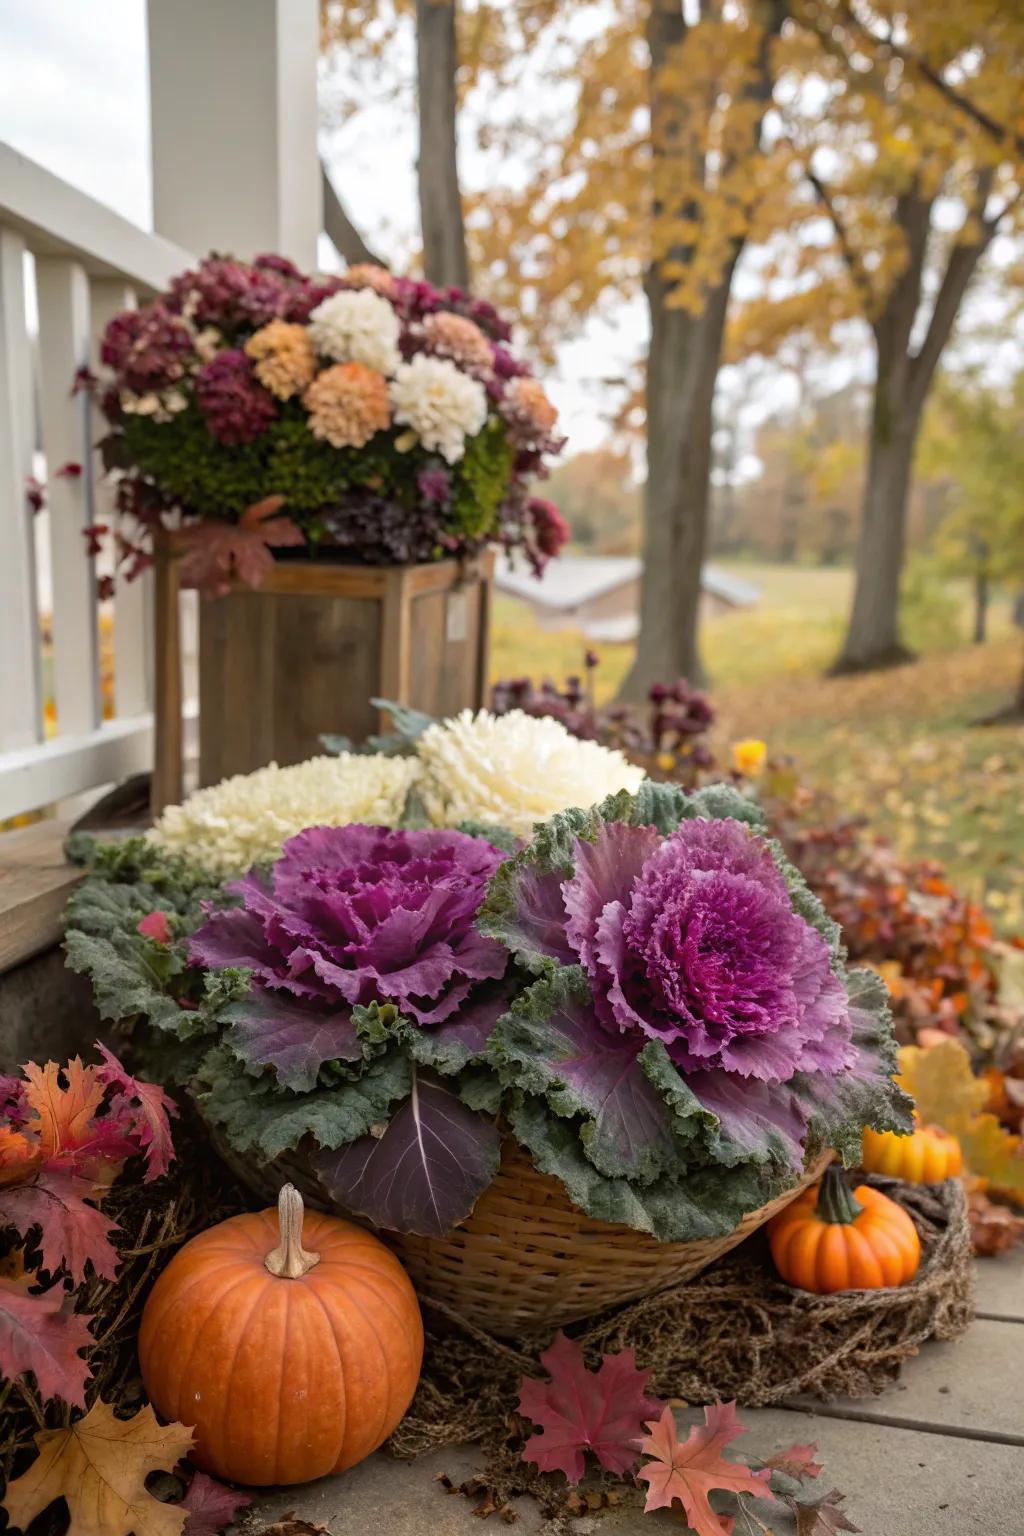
{"left": 314, "top": 1065, "right": 500, "bottom": 1235}
{"left": 223, "top": 987, "right": 361, "bottom": 1092}
{"left": 0, "top": 1277, "right": 94, "bottom": 1406}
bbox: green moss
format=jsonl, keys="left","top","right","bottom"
{"left": 121, "top": 400, "right": 515, "bottom": 538}
{"left": 449, "top": 415, "right": 514, "bottom": 539}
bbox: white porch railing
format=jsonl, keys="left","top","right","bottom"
{"left": 0, "top": 0, "right": 321, "bottom": 824}
{"left": 0, "top": 142, "right": 198, "bottom": 821}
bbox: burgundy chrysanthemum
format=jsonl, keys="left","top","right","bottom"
{"left": 189, "top": 825, "right": 508, "bottom": 1025}
{"left": 167, "top": 255, "right": 291, "bottom": 330}
{"left": 194, "top": 349, "right": 278, "bottom": 445}
{"left": 529, "top": 497, "right": 570, "bottom": 562}
{"left": 557, "top": 818, "right": 854, "bottom": 1082}
{"left": 100, "top": 305, "right": 194, "bottom": 394}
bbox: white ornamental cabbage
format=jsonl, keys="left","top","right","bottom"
{"left": 149, "top": 753, "right": 421, "bottom": 874}
{"left": 389, "top": 354, "right": 488, "bottom": 464}
{"left": 417, "top": 709, "right": 646, "bottom": 840}
{"left": 307, "top": 288, "right": 402, "bottom": 375}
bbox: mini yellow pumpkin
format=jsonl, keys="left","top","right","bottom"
{"left": 862, "top": 1120, "right": 963, "bottom": 1183}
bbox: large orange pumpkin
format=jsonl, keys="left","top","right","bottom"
{"left": 138, "top": 1185, "right": 423, "bottom": 1485}
{"left": 767, "top": 1165, "right": 921, "bottom": 1294}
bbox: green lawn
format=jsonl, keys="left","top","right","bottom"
{"left": 490, "top": 562, "right": 1024, "bottom": 929}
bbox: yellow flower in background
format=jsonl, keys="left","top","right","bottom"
{"left": 732, "top": 738, "right": 767, "bottom": 777}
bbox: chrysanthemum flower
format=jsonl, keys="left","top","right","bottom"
{"left": 504, "top": 375, "right": 559, "bottom": 439}
{"left": 417, "top": 708, "right": 646, "bottom": 839}
{"left": 245, "top": 320, "right": 317, "bottom": 400}
{"left": 422, "top": 312, "right": 494, "bottom": 372}
{"left": 304, "top": 362, "right": 391, "bottom": 448}
{"left": 194, "top": 349, "right": 278, "bottom": 445}
{"left": 389, "top": 354, "right": 488, "bottom": 464}
{"left": 338, "top": 263, "right": 397, "bottom": 297}
{"left": 148, "top": 753, "right": 421, "bottom": 874}
{"left": 307, "top": 288, "right": 401, "bottom": 374}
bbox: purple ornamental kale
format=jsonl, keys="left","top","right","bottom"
{"left": 190, "top": 825, "right": 508, "bottom": 1028}
{"left": 525, "top": 817, "right": 853, "bottom": 1083}
{"left": 194, "top": 349, "right": 278, "bottom": 446}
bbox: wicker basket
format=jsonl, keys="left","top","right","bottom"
{"left": 210, "top": 1124, "right": 832, "bottom": 1335}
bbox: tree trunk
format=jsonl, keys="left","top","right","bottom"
{"left": 973, "top": 569, "right": 989, "bottom": 644}
{"left": 416, "top": 0, "right": 469, "bottom": 290}
{"left": 833, "top": 395, "right": 919, "bottom": 672}
{"left": 619, "top": 272, "right": 734, "bottom": 696}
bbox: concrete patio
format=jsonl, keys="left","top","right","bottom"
{"left": 241, "top": 1247, "right": 1024, "bottom": 1536}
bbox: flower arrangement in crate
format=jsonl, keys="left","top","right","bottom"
{"left": 64, "top": 709, "right": 911, "bottom": 1328}
{"left": 89, "top": 255, "right": 567, "bottom": 594}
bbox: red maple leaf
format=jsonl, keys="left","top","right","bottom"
{"left": 94, "top": 1044, "right": 177, "bottom": 1183}
{"left": 180, "top": 1469, "right": 253, "bottom": 1535}
{"left": 763, "top": 1442, "right": 824, "bottom": 1481}
{"left": 0, "top": 1275, "right": 94, "bottom": 1407}
{"left": 637, "top": 1403, "right": 773, "bottom": 1535}
{"left": 177, "top": 495, "right": 304, "bottom": 596}
{"left": 0, "top": 1168, "right": 120, "bottom": 1284}
{"left": 517, "top": 1331, "right": 663, "bottom": 1482}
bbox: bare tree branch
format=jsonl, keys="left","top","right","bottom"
{"left": 321, "top": 162, "right": 388, "bottom": 268}
{"left": 803, "top": 162, "right": 876, "bottom": 314}
{"left": 835, "top": 1, "right": 1024, "bottom": 158}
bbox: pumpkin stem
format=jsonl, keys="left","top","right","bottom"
{"left": 814, "top": 1164, "right": 864, "bottom": 1225}
{"left": 264, "top": 1184, "right": 321, "bottom": 1279}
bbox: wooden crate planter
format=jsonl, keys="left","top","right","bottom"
{"left": 152, "top": 544, "right": 494, "bottom": 813}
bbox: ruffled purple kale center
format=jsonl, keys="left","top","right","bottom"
{"left": 189, "top": 824, "right": 508, "bottom": 1024}
{"left": 563, "top": 817, "right": 853, "bottom": 1082}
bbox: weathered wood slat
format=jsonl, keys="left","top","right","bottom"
{"left": 0, "top": 819, "right": 80, "bottom": 972}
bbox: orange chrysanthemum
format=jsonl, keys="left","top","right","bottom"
{"left": 504, "top": 375, "right": 559, "bottom": 437}
{"left": 422, "top": 311, "right": 493, "bottom": 372}
{"left": 338, "top": 264, "right": 397, "bottom": 298}
{"left": 245, "top": 320, "right": 316, "bottom": 400}
{"left": 303, "top": 361, "right": 391, "bottom": 448}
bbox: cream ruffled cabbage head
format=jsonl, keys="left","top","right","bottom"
{"left": 149, "top": 753, "right": 421, "bottom": 875}
{"left": 417, "top": 708, "right": 646, "bottom": 841}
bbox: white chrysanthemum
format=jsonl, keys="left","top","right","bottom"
{"left": 307, "top": 289, "right": 402, "bottom": 375}
{"left": 149, "top": 753, "right": 421, "bottom": 875}
{"left": 417, "top": 709, "right": 646, "bottom": 840}
{"left": 389, "top": 354, "right": 488, "bottom": 464}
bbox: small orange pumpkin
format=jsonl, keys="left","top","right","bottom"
{"left": 767, "top": 1165, "right": 921, "bottom": 1293}
{"left": 862, "top": 1120, "right": 963, "bottom": 1183}
{"left": 139, "top": 1185, "right": 423, "bottom": 1485}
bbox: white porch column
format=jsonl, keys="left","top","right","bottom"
{"left": 147, "top": 0, "right": 322, "bottom": 267}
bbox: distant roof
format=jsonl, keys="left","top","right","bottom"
{"left": 494, "top": 554, "right": 760, "bottom": 611}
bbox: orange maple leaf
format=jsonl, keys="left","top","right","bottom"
{"left": 21, "top": 1059, "right": 105, "bottom": 1162}
{"left": 637, "top": 1403, "right": 772, "bottom": 1535}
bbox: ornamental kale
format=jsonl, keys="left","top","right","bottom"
{"left": 479, "top": 784, "right": 913, "bottom": 1211}
{"left": 62, "top": 784, "right": 912, "bottom": 1246}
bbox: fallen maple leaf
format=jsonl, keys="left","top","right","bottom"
{"left": 258, "top": 1517, "right": 333, "bottom": 1535}
{"left": 95, "top": 1042, "right": 178, "bottom": 1183}
{"left": 967, "top": 1187, "right": 1024, "bottom": 1255}
{"left": 0, "top": 1274, "right": 93, "bottom": 1406}
{"left": 177, "top": 496, "right": 304, "bottom": 596}
{"left": 792, "top": 1488, "right": 860, "bottom": 1534}
{"left": 0, "top": 1166, "right": 120, "bottom": 1283}
{"left": 636, "top": 1403, "right": 773, "bottom": 1535}
{"left": 22, "top": 1058, "right": 106, "bottom": 1161}
{"left": 518, "top": 1330, "right": 664, "bottom": 1482}
{"left": 762, "top": 1442, "right": 824, "bottom": 1481}
{"left": 2, "top": 1398, "right": 194, "bottom": 1536}
{"left": 181, "top": 1469, "right": 253, "bottom": 1535}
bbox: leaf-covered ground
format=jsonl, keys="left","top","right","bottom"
{"left": 491, "top": 564, "right": 1024, "bottom": 932}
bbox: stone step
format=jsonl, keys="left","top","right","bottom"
{"left": 239, "top": 1407, "right": 1024, "bottom": 1536}
{"left": 973, "top": 1246, "right": 1024, "bottom": 1323}
{"left": 788, "top": 1318, "right": 1024, "bottom": 1442}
